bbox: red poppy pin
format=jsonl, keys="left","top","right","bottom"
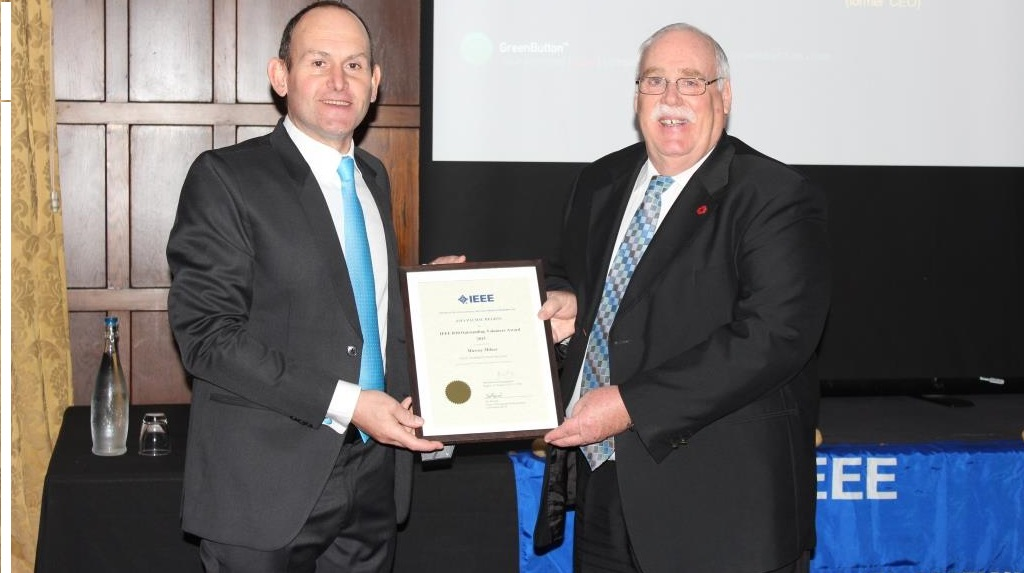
{"left": 696, "top": 205, "right": 708, "bottom": 216}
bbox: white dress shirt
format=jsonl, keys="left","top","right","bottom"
{"left": 284, "top": 117, "right": 388, "bottom": 436}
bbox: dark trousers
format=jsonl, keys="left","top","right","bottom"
{"left": 574, "top": 452, "right": 811, "bottom": 573}
{"left": 200, "top": 437, "right": 396, "bottom": 573}
{"left": 574, "top": 457, "right": 642, "bottom": 573}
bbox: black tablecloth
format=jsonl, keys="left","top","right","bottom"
{"left": 35, "top": 405, "right": 525, "bottom": 573}
{"left": 818, "top": 393, "right": 1024, "bottom": 444}
{"left": 35, "top": 405, "right": 199, "bottom": 572}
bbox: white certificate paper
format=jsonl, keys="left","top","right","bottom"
{"left": 400, "top": 261, "right": 562, "bottom": 443}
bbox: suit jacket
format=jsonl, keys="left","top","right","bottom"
{"left": 166, "top": 121, "right": 412, "bottom": 550}
{"left": 543, "top": 134, "right": 831, "bottom": 573}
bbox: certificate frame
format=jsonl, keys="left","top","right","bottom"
{"left": 400, "top": 260, "right": 563, "bottom": 443}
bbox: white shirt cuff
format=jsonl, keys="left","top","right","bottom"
{"left": 322, "top": 380, "right": 361, "bottom": 435}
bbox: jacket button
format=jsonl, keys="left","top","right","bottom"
{"left": 347, "top": 346, "right": 359, "bottom": 357}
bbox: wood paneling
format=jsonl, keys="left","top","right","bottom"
{"left": 128, "top": 0, "right": 213, "bottom": 102}
{"left": 130, "top": 126, "right": 212, "bottom": 287}
{"left": 131, "top": 312, "right": 190, "bottom": 404}
{"left": 105, "top": 124, "right": 131, "bottom": 290}
{"left": 59, "top": 125, "right": 107, "bottom": 288}
{"left": 213, "top": 0, "right": 237, "bottom": 103}
{"left": 106, "top": 0, "right": 129, "bottom": 102}
{"left": 56, "top": 0, "right": 423, "bottom": 405}
{"left": 69, "top": 289, "right": 168, "bottom": 311}
{"left": 350, "top": 0, "right": 420, "bottom": 105}
{"left": 52, "top": 0, "right": 105, "bottom": 101}
{"left": 235, "top": 0, "right": 308, "bottom": 103}
{"left": 360, "top": 128, "right": 420, "bottom": 265}
{"left": 237, "top": 125, "right": 274, "bottom": 143}
{"left": 70, "top": 312, "right": 105, "bottom": 406}
{"left": 57, "top": 102, "right": 418, "bottom": 126}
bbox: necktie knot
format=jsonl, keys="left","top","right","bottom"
{"left": 338, "top": 155, "right": 355, "bottom": 184}
{"left": 647, "top": 175, "right": 673, "bottom": 201}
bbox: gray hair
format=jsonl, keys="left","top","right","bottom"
{"left": 637, "top": 23, "right": 730, "bottom": 80}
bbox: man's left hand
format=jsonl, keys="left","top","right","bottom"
{"left": 538, "top": 290, "right": 577, "bottom": 344}
{"left": 544, "top": 386, "right": 631, "bottom": 447}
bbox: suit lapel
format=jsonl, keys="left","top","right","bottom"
{"left": 353, "top": 148, "right": 397, "bottom": 276}
{"left": 618, "top": 136, "right": 736, "bottom": 314}
{"left": 354, "top": 148, "right": 404, "bottom": 352}
{"left": 583, "top": 160, "right": 644, "bottom": 326}
{"left": 269, "top": 123, "right": 363, "bottom": 338}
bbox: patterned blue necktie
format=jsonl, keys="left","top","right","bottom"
{"left": 338, "top": 156, "right": 385, "bottom": 442}
{"left": 581, "top": 175, "right": 673, "bottom": 469}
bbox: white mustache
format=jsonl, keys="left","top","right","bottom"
{"left": 650, "top": 104, "right": 696, "bottom": 124}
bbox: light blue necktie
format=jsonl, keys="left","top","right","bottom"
{"left": 339, "top": 155, "right": 385, "bottom": 442}
{"left": 581, "top": 175, "right": 673, "bottom": 469}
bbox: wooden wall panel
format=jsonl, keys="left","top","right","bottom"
{"left": 106, "top": 0, "right": 129, "bottom": 102}
{"left": 106, "top": 125, "right": 131, "bottom": 288}
{"left": 349, "top": 0, "right": 419, "bottom": 105}
{"left": 235, "top": 0, "right": 307, "bottom": 103}
{"left": 52, "top": 0, "right": 105, "bottom": 101}
{"left": 360, "top": 127, "right": 420, "bottom": 266}
{"left": 131, "top": 312, "right": 190, "bottom": 404}
{"left": 237, "top": 125, "right": 275, "bottom": 143}
{"left": 128, "top": 0, "right": 213, "bottom": 102}
{"left": 130, "top": 126, "right": 212, "bottom": 287}
{"left": 58, "top": 124, "right": 107, "bottom": 288}
{"left": 213, "top": 0, "right": 237, "bottom": 104}
{"left": 70, "top": 312, "right": 104, "bottom": 406}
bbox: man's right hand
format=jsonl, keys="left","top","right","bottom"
{"left": 428, "top": 254, "right": 466, "bottom": 265}
{"left": 350, "top": 392, "right": 445, "bottom": 452}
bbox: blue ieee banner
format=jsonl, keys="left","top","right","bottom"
{"left": 813, "top": 441, "right": 1024, "bottom": 573}
{"left": 512, "top": 442, "right": 1024, "bottom": 573}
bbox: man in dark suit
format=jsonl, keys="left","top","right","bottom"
{"left": 538, "top": 23, "right": 831, "bottom": 573}
{"left": 166, "top": 2, "right": 443, "bottom": 571}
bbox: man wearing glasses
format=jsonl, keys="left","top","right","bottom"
{"left": 538, "top": 23, "right": 831, "bottom": 573}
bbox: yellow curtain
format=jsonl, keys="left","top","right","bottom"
{"left": 9, "top": 0, "right": 74, "bottom": 570}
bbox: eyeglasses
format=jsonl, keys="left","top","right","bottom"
{"left": 635, "top": 76, "right": 723, "bottom": 96}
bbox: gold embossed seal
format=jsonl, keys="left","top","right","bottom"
{"left": 445, "top": 380, "right": 472, "bottom": 404}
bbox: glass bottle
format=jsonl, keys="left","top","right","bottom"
{"left": 90, "top": 316, "right": 129, "bottom": 455}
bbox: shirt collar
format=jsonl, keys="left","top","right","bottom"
{"left": 283, "top": 117, "right": 354, "bottom": 176}
{"left": 642, "top": 148, "right": 713, "bottom": 188}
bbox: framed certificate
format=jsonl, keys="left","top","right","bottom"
{"left": 400, "top": 260, "right": 563, "bottom": 443}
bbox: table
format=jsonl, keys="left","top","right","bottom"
{"left": 34, "top": 404, "right": 525, "bottom": 573}
{"left": 812, "top": 393, "right": 1024, "bottom": 573}
{"left": 508, "top": 394, "right": 1024, "bottom": 572}
{"left": 36, "top": 395, "right": 1024, "bottom": 573}
{"left": 35, "top": 405, "right": 199, "bottom": 572}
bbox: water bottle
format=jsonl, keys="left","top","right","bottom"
{"left": 91, "top": 316, "right": 129, "bottom": 455}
